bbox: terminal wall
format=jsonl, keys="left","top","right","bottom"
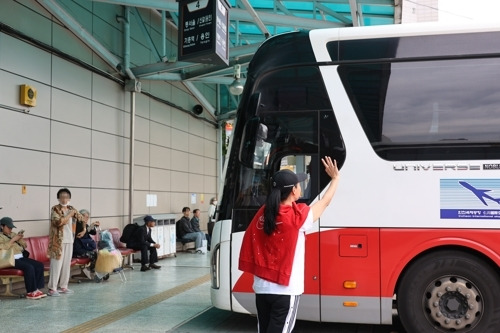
{"left": 0, "top": 1, "right": 218, "bottom": 236}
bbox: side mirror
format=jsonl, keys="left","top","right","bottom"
{"left": 239, "top": 93, "right": 262, "bottom": 168}
{"left": 239, "top": 116, "right": 260, "bottom": 168}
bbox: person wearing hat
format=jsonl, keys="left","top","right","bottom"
{"left": 0, "top": 217, "right": 47, "bottom": 300}
{"left": 239, "top": 156, "right": 340, "bottom": 333}
{"left": 126, "top": 215, "right": 161, "bottom": 272}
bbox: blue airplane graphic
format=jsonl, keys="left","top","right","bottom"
{"left": 459, "top": 181, "right": 500, "bottom": 206}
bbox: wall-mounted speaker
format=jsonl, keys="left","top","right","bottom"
{"left": 20, "top": 84, "right": 37, "bottom": 107}
{"left": 193, "top": 104, "right": 203, "bottom": 115}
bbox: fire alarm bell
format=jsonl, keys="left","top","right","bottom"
{"left": 20, "top": 84, "right": 37, "bottom": 107}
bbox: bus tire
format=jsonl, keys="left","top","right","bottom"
{"left": 397, "top": 250, "right": 500, "bottom": 333}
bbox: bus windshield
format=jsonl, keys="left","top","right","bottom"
{"left": 221, "top": 63, "right": 346, "bottom": 232}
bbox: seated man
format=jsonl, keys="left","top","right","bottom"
{"left": 177, "top": 207, "right": 206, "bottom": 253}
{"left": 126, "top": 215, "right": 161, "bottom": 272}
{"left": 190, "top": 208, "right": 211, "bottom": 250}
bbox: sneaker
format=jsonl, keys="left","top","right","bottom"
{"left": 47, "top": 289, "right": 60, "bottom": 297}
{"left": 34, "top": 290, "right": 47, "bottom": 298}
{"left": 26, "top": 292, "right": 43, "bottom": 300}
{"left": 58, "top": 288, "right": 74, "bottom": 294}
{"left": 149, "top": 263, "right": 161, "bottom": 269}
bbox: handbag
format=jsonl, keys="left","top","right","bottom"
{"left": 3, "top": 233, "right": 29, "bottom": 259}
{"left": 0, "top": 248, "right": 15, "bottom": 269}
{"left": 81, "top": 237, "right": 96, "bottom": 251}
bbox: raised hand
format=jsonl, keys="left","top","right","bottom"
{"left": 321, "top": 156, "right": 339, "bottom": 180}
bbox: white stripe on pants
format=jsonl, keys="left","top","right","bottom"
{"left": 256, "top": 294, "right": 300, "bottom": 333}
{"left": 283, "top": 295, "right": 300, "bottom": 333}
{"left": 48, "top": 243, "right": 73, "bottom": 291}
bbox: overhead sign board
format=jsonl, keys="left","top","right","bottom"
{"left": 178, "top": 0, "right": 230, "bottom": 66}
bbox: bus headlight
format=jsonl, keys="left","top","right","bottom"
{"left": 211, "top": 243, "right": 220, "bottom": 289}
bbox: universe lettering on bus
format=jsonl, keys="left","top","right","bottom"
{"left": 393, "top": 164, "right": 481, "bottom": 171}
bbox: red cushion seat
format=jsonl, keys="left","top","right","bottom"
{"left": 0, "top": 268, "right": 24, "bottom": 276}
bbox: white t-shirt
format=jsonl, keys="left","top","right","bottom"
{"left": 253, "top": 210, "right": 314, "bottom": 295}
{"left": 208, "top": 204, "right": 216, "bottom": 222}
{"left": 62, "top": 210, "right": 74, "bottom": 244}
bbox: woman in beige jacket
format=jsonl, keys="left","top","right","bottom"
{"left": 0, "top": 217, "right": 46, "bottom": 299}
{"left": 47, "top": 188, "right": 84, "bottom": 297}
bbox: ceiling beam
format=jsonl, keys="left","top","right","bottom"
{"left": 132, "top": 8, "right": 162, "bottom": 62}
{"left": 315, "top": 2, "right": 352, "bottom": 24}
{"left": 182, "top": 55, "right": 252, "bottom": 80}
{"left": 283, "top": 0, "right": 393, "bottom": 4}
{"left": 275, "top": 1, "right": 293, "bottom": 15}
{"left": 91, "top": 0, "right": 178, "bottom": 11}
{"left": 238, "top": 0, "right": 271, "bottom": 38}
{"left": 131, "top": 43, "right": 259, "bottom": 77}
{"left": 349, "top": 0, "right": 361, "bottom": 26}
{"left": 39, "top": 0, "right": 123, "bottom": 74}
{"left": 92, "top": 0, "right": 394, "bottom": 6}
{"left": 143, "top": 73, "right": 243, "bottom": 85}
{"left": 92, "top": 0, "right": 345, "bottom": 28}
{"left": 232, "top": 8, "right": 344, "bottom": 28}
{"left": 182, "top": 81, "right": 216, "bottom": 118}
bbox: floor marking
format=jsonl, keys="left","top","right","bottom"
{"left": 62, "top": 273, "right": 211, "bottom": 333}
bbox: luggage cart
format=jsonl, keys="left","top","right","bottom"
{"left": 94, "top": 229, "right": 126, "bottom": 283}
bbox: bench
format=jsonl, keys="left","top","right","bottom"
{"left": 176, "top": 238, "right": 195, "bottom": 252}
{"left": 108, "top": 228, "right": 139, "bottom": 270}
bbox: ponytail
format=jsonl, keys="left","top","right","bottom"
{"left": 263, "top": 186, "right": 293, "bottom": 235}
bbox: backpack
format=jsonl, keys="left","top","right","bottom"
{"left": 120, "top": 223, "right": 139, "bottom": 243}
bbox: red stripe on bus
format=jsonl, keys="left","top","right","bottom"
{"left": 234, "top": 228, "right": 500, "bottom": 298}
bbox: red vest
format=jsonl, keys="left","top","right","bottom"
{"left": 239, "top": 202, "right": 310, "bottom": 286}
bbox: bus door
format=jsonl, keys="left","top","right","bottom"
{"left": 231, "top": 110, "right": 323, "bottom": 320}
{"left": 232, "top": 108, "right": 346, "bottom": 321}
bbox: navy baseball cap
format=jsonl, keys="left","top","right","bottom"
{"left": 271, "top": 169, "right": 307, "bottom": 189}
{"left": 144, "top": 215, "right": 156, "bottom": 223}
{"left": 0, "top": 217, "right": 16, "bottom": 228}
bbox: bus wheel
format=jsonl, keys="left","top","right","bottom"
{"left": 397, "top": 250, "right": 500, "bottom": 333}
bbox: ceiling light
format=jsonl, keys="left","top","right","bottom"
{"left": 229, "top": 64, "right": 244, "bottom": 95}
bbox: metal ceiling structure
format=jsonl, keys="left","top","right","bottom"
{"left": 37, "top": 0, "right": 399, "bottom": 118}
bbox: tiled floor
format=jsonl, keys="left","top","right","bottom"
{"left": 2, "top": 252, "right": 213, "bottom": 333}
{"left": 3, "top": 252, "right": 403, "bottom": 333}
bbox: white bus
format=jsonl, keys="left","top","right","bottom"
{"left": 210, "top": 23, "right": 500, "bottom": 333}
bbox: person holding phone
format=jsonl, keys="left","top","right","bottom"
{"left": 47, "top": 188, "right": 85, "bottom": 296}
{"left": 0, "top": 217, "right": 46, "bottom": 299}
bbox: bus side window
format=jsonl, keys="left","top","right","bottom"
{"left": 279, "top": 155, "right": 316, "bottom": 201}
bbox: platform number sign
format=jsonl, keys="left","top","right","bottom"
{"left": 178, "top": 0, "right": 229, "bottom": 65}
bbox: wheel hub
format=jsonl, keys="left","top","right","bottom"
{"left": 426, "top": 277, "right": 482, "bottom": 330}
{"left": 440, "top": 291, "right": 467, "bottom": 317}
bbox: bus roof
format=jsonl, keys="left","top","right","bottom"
{"left": 311, "top": 22, "right": 500, "bottom": 62}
